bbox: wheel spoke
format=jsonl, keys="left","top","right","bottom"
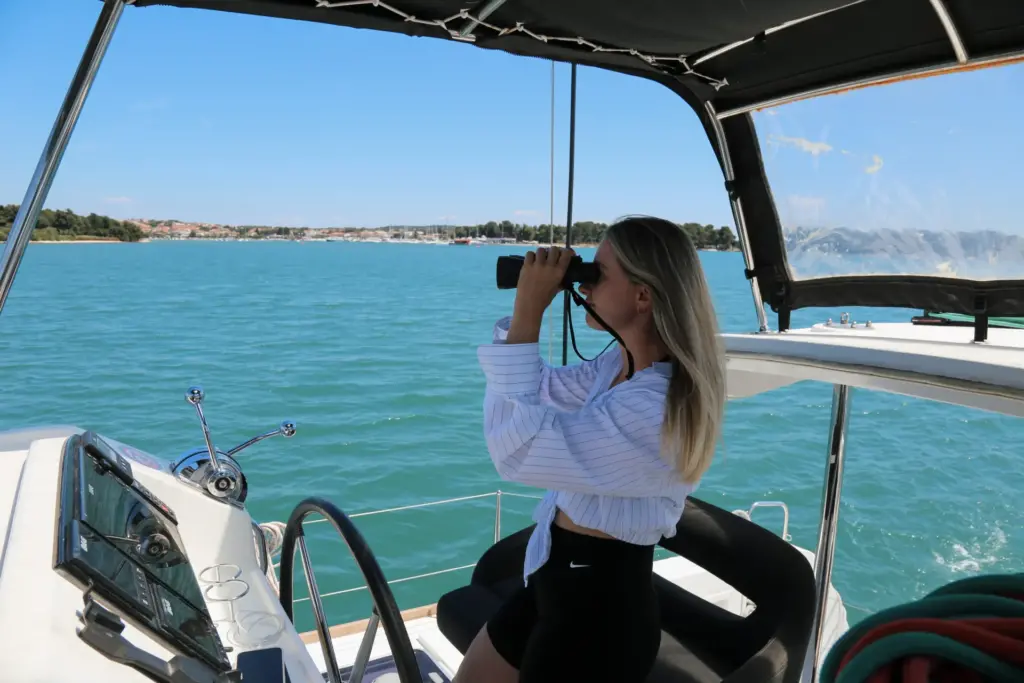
{"left": 277, "top": 497, "right": 421, "bottom": 683}
{"left": 350, "top": 609, "right": 380, "bottom": 683}
{"left": 297, "top": 534, "right": 342, "bottom": 683}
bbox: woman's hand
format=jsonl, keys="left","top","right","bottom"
{"left": 514, "top": 246, "right": 575, "bottom": 318}
{"left": 506, "top": 246, "right": 574, "bottom": 343}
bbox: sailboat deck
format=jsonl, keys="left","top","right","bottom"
{"left": 723, "top": 322, "right": 1024, "bottom": 417}
{"left": 298, "top": 547, "right": 849, "bottom": 682}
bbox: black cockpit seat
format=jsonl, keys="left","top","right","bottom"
{"left": 436, "top": 496, "right": 817, "bottom": 683}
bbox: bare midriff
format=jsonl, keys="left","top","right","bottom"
{"left": 554, "top": 508, "right": 613, "bottom": 539}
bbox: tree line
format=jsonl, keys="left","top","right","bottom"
{"left": 435, "top": 220, "right": 738, "bottom": 250}
{"left": 168, "top": 220, "right": 738, "bottom": 250}
{"left": 0, "top": 204, "right": 143, "bottom": 242}
{"left": 0, "top": 204, "right": 739, "bottom": 251}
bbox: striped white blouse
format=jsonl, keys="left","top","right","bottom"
{"left": 477, "top": 316, "right": 694, "bottom": 585}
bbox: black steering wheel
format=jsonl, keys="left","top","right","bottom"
{"left": 278, "top": 497, "right": 421, "bottom": 683}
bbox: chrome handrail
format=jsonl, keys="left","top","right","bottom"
{"left": 747, "top": 501, "right": 792, "bottom": 541}
{"left": 731, "top": 501, "right": 792, "bottom": 542}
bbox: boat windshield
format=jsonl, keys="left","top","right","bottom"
{"left": 752, "top": 61, "right": 1024, "bottom": 281}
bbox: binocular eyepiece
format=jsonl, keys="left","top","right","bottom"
{"left": 496, "top": 254, "right": 600, "bottom": 290}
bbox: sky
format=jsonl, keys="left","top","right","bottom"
{"left": 1, "top": 0, "right": 1022, "bottom": 234}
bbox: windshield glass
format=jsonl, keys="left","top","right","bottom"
{"left": 751, "top": 62, "right": 1024, "bottom": 281}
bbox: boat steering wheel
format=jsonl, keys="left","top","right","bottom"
{"left": 277, "top": 497, "right": 421, "bottom": 683}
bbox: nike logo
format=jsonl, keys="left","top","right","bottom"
{"left": 569, "top": 562, "right": 589, "bottom": 569}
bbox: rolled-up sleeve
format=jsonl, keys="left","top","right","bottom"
{"left": 477, "top": 338, "right": 674, "bottom": 496}
{"left": 477, "top": 340, "right": 544, "bottom": 396}
{"left": 481, "top": 316, "right": 602, "bottom": 410}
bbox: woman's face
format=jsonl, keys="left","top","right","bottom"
{"left": 578, "top": 240, "right": 645, "bottom": 333}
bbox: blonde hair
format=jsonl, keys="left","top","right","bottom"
{"left": 603, "top": 216, "right": 726, "bottom": 484}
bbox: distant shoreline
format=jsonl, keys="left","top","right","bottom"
{"left": 2, "top": 205, "right": 742, "bottom": 250}
{"left": 29, "top": 239, "right": 123, "bottom": 244}
{"left": 7, "top": 237, "right": 738, "bottom": 252}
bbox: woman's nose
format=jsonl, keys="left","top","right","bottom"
{"left": 579, "top": 283, "right": 592, "bottom": 296}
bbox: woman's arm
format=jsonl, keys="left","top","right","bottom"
{"left": 478, "top": 245, "right": 665, "bottom": 487}
{"left": 490, "top": 316, "right": 604, "bottom": 411}
{"left": 477, "top": 341, "right": 677, "bottom": 496}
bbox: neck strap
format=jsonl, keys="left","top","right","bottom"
{"left": 566, "top": 287, "right": 636, "bottom": 380}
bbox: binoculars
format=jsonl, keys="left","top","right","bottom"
{"left": 496, "top": 254, "right": 600, "bottom": 290}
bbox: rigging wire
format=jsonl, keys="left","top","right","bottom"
{"left": 552, "top": 65, "right": 623, "bottom": 374}
{"left": 546, "top": 59, "right": 556, "bottom": 364}
{"left": 561, "top": 62, "right": 577, "bottom": 366}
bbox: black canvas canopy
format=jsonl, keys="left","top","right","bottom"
{"left": 121, "top": 0, "right": 1024, "bottom": 327}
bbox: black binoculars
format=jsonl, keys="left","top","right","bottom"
{"left": 496, "top": 254, "right": 600, "bottom": 290}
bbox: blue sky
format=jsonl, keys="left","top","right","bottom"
{"left": 2, "top": 0, "right": 1022, "bottom": 234}
{"left": 756, "top": 65, "right": 1024, "bottom": 238}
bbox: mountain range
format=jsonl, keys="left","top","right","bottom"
{"left": 782, "top": 226, "right": 1024, "bottom": 279}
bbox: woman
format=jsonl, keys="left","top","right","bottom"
{"left": 455, "top": 215, "right": 726, "bottom": 683}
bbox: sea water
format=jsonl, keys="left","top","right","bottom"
{"left": 0, "top": 240, "right": 1019, "bottom": 634}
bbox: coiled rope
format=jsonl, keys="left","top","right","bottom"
{"left": 820, "top": 573, "right": 1024, "bottom": 683}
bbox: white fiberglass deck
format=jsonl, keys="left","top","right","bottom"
{"left": 298, "top": 548, "right": 849, "bottom": 682}
{"left": 724, "top": 321, "right": 1024, "bottom": 418}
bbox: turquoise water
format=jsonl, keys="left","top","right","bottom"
{"left": 1, "top": 241, "right": 1020, "bottom": 635}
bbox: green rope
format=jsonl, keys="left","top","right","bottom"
{"left": 925, "top": 573, "right": 1024, "bottom": 599}
{"left": 835, "top": 632, "right": 1024, "bottom": 683}
{"left": 819, "top": 592, "right": 1024, "bottom": 682}
{"left": 924, "top": 311, "right": 1024, "bottom": 329}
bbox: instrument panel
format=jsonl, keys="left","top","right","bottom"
{"left": 53, "top": 430, "right": 231, "bottom": 674}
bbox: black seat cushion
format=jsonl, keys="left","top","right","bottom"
{"left": 654, "top": 498, "right": 815, "bottom": 683}
{"left": 436, "top": 496, "right": 815, "bottom": 683}
{"left": 435, "top": 580, "right": 517, "bottom": 654}
{"left": 647, "top": 630, "right": 732, "bottom": 683}
{"left": 436, "top": 578, "right": 735, "bottom": 683}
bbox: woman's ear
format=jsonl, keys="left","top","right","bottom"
{"left": 636, "top": 285, "right": 652, "bottom": 314}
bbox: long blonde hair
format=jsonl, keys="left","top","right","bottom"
{"left": 604, "top": 216, "right": 726, "bottom": 484}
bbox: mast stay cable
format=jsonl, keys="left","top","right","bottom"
{"left": 561, "top": 63, "right": 577, "bottom": 366}
{"left": 547, "top": 60, "right": 556, "bottom": 364}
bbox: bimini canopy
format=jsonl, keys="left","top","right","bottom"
{"left": 122, "top": 0, "right": 1024, "bottom": 326}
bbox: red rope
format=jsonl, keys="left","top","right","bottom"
{"left": 837, "top": 617, "right": 1024, "bottom": 679}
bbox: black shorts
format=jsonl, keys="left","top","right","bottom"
{"left": 485, "top": 524, "right": 661, "bottom": 682}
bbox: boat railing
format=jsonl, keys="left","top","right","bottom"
{"left": 731, "top": 500, "right": 792, "bottom": 542}
{"left": 270, "top": 489, "right": 541, "bottom": 605}
{"left": 269, "top": 490, "right": 792, "bottom": 606}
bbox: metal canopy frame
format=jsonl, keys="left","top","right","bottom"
{"left": 0, "top": 0, "right": 125, "bottom": 316}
